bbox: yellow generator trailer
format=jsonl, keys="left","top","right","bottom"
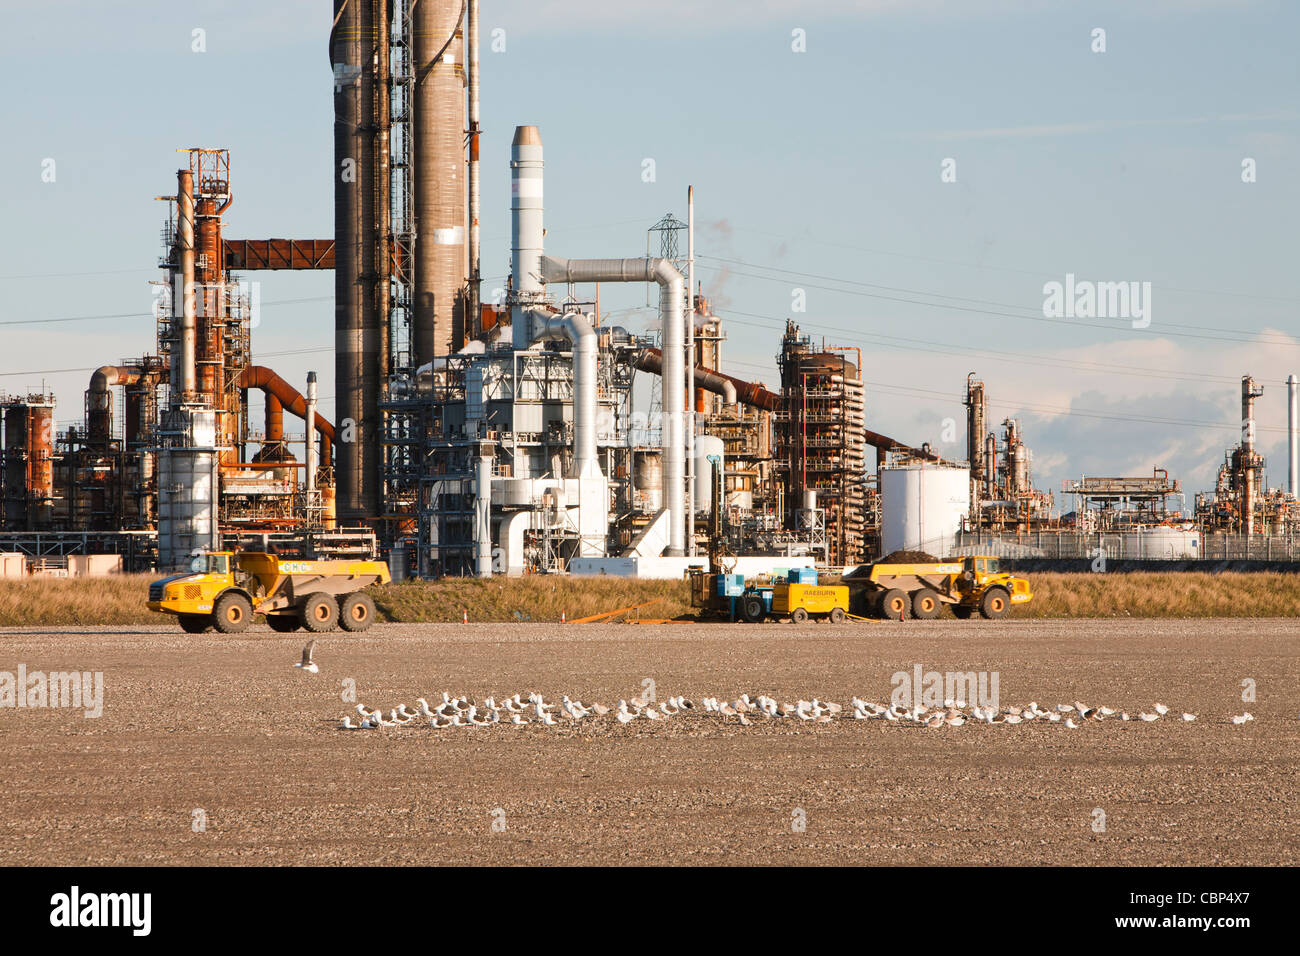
{"left": 849, "top": 555, "right": 1032, "bottom": 620}
{"left": 769, "top": 568, "right": 850, "bottom": 623}
{"left": 148, "top": 551, "right": 391, "bottom": 634}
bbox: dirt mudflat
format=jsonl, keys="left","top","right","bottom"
{"left": 1, "top": 618, "right": 1296, "bottom": 866}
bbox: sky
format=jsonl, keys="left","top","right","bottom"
{"left": 2, "top": 0, "right": 1297, "bottom": 509}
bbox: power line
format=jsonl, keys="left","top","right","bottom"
{"left": 698, "top": 256, "right": 1298, "bottom": 347}
{"left": 0, "top": 295, "right": 334, "bottom": 328}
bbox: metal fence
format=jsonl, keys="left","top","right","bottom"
{"left": 953, "top": 531, "right": 1300, "bottom": 563}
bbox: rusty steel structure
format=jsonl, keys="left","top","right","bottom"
{"left": 775, "top": 321, "right": 868, "bottom": 565}
{"left": 1, "top": 392, "right": 57, "bottom": 532}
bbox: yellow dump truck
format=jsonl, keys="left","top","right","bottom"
{"left": 849, "top": 555, "right": 1032, "bottom": 620}
{"left": 148, "top": 551, "right": 391, "bottom": 634}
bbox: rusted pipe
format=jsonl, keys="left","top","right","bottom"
{"left": 632, "top": 348, "right": 770, "bottom": 409}
{"left": 238, "top": 365, "right": 335, "bottom": 467}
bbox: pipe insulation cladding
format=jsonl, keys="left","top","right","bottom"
{"left": 542, "top": 255, "right": 687, "bottom": 555}
{"left": 510, "top": 125, "right": 544, "bottom": 350}
{"left": 175, "top": 169, "right": 197, "bottom": 403}
{"left": 533, "top": 311, "right": 600, "bottom": 477}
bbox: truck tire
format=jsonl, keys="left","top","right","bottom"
{"left": 790, "top": 607, "right": 809, "bottom": 624}
{"left": 338, "top": 592, "right": 376, "bottom": 632}
{"left": 979, "top": 587, "right": 1010, "bottom": 620}
{"left": 880, "top": 588, "right": 910, "bottom": 620}
{"left": 178, "top": 614, "right": 212, "bottom": 634}
{"left": 212, "top": 592, "right": 253, "bottom": 634}
{"left": 266, "top": 614, "right": 301, "bottom": 633}
{"left": 299, "top": 592, "right": 339, "bottom": 632}
{"left": 911, "top": 589, "right": 940, "bottom": 620}
{"left": 741, "top": 595, "right": 767, "bottom": 623}
{"left": 951, "top": 605, "right": 974, "bottom": 619}
{"left": 829, "top": 606, "right": 846, "bottom": 624}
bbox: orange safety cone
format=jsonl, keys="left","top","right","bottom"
{"left": 462, "top": 610, "right": 468, "bottom": 625}
{"left": 561, "top": 610, "right": 566, "bottom": 624}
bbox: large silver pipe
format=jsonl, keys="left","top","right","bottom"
{"left": 1289, "top": 373, "right": 1298, "bottom": 498}
{"left": 510, "top": 125, "right": 544, "bottom": 349}
{"left": 541, "top": 255, "right": 686, "bottom": 555}
{"left": 686, "top": 185, "right": 695, "bottom": 555}
{"left": 533, "top": 310, "right": 599, "bottom": 476}
{"left": 176, "top": 168, "right": 197, "bottom": 403}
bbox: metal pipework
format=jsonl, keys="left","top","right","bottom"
{"left": 1289, "top": 373, "right": 1298, "bottom": 498}
{"left": 541, "top": 255, "right": 686, "bottom": 555}
{"left": 632, "top": 348, "right": 737, "bottom": 406}
{"left": 176, "top": 169, "right": 197, "bottom": 403}
{"left": 533, "top": 310, "right": 600, "bottom": 476}
{"left": 238, "top": 366, "right": 334, "bottom": 468}
{"left": 475, "top": 449, "right": 493, "bottom": 578}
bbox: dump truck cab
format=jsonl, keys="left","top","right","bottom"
{"left": 955, "top": 556, "right": 1034, "bottom": 617}
{"left": 149, "top": 549, "right": 390, "bottom": 635}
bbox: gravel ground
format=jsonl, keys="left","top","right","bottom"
{"left": 1, "top": 618, "right": 1296, "bottom": 866}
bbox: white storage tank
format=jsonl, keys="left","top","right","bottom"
{"left": 880, "top": 462, "right": 970, "bottom": 557}
{"left": 693, "top": 435, "right": 725, "bottom": 514}
{"left": 1117, "top": 528, "right": 1200, "bottom": 559}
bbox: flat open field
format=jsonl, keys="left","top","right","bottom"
{"left": 1, "top": 618, "right": 1297, "bottom": 866}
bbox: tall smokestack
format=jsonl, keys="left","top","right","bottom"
{"left": 1241, "top": 375, "right": 1263, "bottom": 535}
{"left": 1289, "top": 373, "right": 1298, "bottom": 498}
{"left": 176, "top": 168, "right": 197, "bottom": 404}
{"left": 510, "top": 125, "right": 543, "bottom": 349}
{"left": 332, "top": 0, "right": 381, "bottom": 522}
{"left": 467, "top": 0, "right": 481, "bottom": 337}
{"left": 412, "top": 0, "right": 467, "bottom": 364}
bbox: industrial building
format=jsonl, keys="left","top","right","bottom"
{"left": 3, "top": 0, "right": 1300, "bottom": 578}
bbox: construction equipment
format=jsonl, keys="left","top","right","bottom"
{"left": 755, "top": 567, "right": 850, "bottom": 623}
{"left": 148, "top": 550, "right": 390, "bottom": 634}
{"left": 847, "top": 555, "right": 1032, "bottom": 620}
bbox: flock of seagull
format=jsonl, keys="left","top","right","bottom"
{"left": 336, "top": 692, "right": 1259, "bottom": 731}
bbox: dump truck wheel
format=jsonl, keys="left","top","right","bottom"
{"left": 266, "top": 614, "right": 301, "bottom": 633}
{"left": 790, "top": 607, "right": 809, "bottom": 624}
{"left": 911, "top": 589, "right": 940, "bottom": 620}
{"left": 338, "top": 592, "right": 376, "bottom": 632}
{"left": 178, "top": 614, "right": 212, "bottom": 634}
{"left": 951, "top": 605, "right": 974, "bottom": 619}
{"left": 881, "top": 588, "right": 910, "bottom": 620}
{"left": 741, "top": 596, "right": 767, "bottom": 623}
{"left": 212, "top": 593, "right": 252, "bottom": 634}
{"left": 829, "top": 606, "right": 846, "bottom": 624}
{"left": 979, "top": 587, "right": 1010, "bottom": 620}
{"left": 299, "top": 592, "right": 339, "bottom": 632}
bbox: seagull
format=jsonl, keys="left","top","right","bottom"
{"left": 1138, "top": 713, "right": 1159, "bottom": 722}
{"left": 1056, "top": 704, "right": 1074, "bottom": 713}
{"left": 1153, "top": 703, "right": 1169, "bottom": 716}
{"left": 415, "top": 698, "right": 435, "bottom": 717}
{"left": 1064, "top": 718, "right": 1078, "bottom": 729}
{"left": 1182, "top": 713, "right": 1196, "bottom": 722}
{"left": 294, "top": 640, "right": 319, "bottom": 674}
{"left": 1231, "top": 713, "right": 1254, "bottom": 725}
{"left": 339, "top": 716, "right": 357, "bottom": 730}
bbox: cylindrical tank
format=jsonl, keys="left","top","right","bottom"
{"left": 634, "top": 451, "right": 663, "bottom": 513}
{"left": 412, "top": 0, "right": 467, "bottom": 364}
{"left": 156, "top": 409, "right": 220, "bottom": 570}
{"left": 880, "top": 463, "right": 971, "bottom": 557}
{"left": 1119, "top": 528, "right": 1200, "bottom": 560}
{"left": 693, "top": 435, "right": 724, "bottom": 514}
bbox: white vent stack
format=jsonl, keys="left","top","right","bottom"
{"left": 509, "top": 124, "right": 687, "bottom": 556}
{"left": 1289, "top": 373, "right": 1298, "bottom": 498}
